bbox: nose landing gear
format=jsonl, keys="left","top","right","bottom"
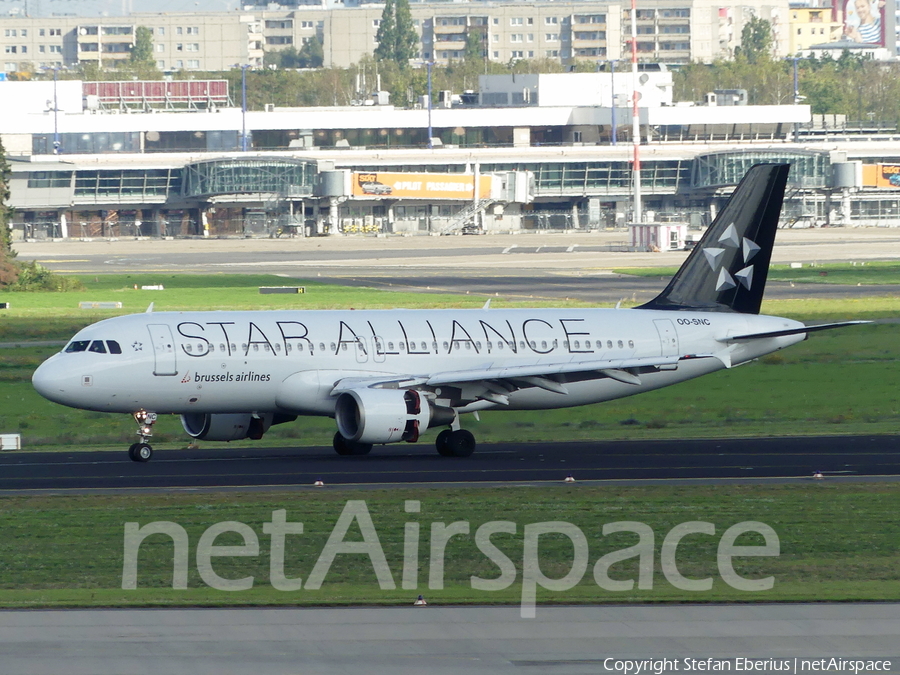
{"left": 129, "top": 411, "right": 157, "bottom": 462}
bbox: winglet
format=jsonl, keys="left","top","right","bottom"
{"left": 482, "top": 299, "right": 491, "bottom": 310}
{"left": 145, "top": 303, "right": 154, "bottom": 313}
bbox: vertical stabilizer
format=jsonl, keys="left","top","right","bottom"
{"left": 637, "top": 163, "right": 790, "bottom": 314}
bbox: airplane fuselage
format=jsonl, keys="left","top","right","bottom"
{"left": 32, "top": 307, "right": 805, "bottom": 417}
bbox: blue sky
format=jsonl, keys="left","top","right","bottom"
{"left": 1, "top": 0, "right": 241, "bottom": 17}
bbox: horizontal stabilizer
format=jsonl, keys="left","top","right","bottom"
{"left": 720, "top": 321, "right": 871, "bottom": 342}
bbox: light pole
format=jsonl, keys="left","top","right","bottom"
{"left": 41, "top": 64, "right": 62, "bottom": 154}
{"left": 426, "top": 60, "right": 434, "bottom": 149}
{"left": 240, "top": 63, "right": 250, "bottom": 152}
{"left": 52, "top": 65, "right": 60, "bottom": 154}
{"left": 609, "top": 59, "right": 618, "bottom": 146}
{"left": 629, "top": 0, "right": 642, "bottom": 225}
{"left": 792, "top": 57, "right": 799, "bottom": 105}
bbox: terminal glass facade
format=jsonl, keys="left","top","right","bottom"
{"left": 181, "top": 159, "right": 316, "bottom": 198}
{"left": 74, "top": 169, "right": 181, "bottom": 202}
{"left": 691, "top": 151, "right": 831, "bottom": 189}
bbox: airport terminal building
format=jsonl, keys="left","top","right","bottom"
{"left": 4, "top": 72, "right": 900, "bottom": 242}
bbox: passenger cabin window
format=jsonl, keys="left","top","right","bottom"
{"left": 65, "top": 340, "right": 90, "bottom": 353}
{"left": 88, "top": 340, "right": 107, "bottom": 353}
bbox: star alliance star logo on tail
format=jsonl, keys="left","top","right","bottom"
{"left": 702, "top": 223, "right": 761, "bottom": 292}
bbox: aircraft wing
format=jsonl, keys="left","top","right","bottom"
{"left": 332, "top": 353, "right": 695, "bottom": 405}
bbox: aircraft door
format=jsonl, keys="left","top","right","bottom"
{"left": 653, "top": 319, "right": 680, "bottom": 357}
{"left": 355, "top": 337, "right": 368, "bottom": 364}
{"left": 147, "top": 324, "right": 178, "bottom": 376}
{"left": 371, "top": 336, "right": 386, "bottom": 363}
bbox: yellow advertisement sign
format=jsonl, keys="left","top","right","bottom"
{"left": 351, "top": 172, "right": 492, "bottom": 200}
{"left": 862, "top": 164, "right": 900, "bottom": 188}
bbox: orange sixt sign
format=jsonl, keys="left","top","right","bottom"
{"left": 351, "top": 172, "right": 492, "bottom": 200}
{"left": 862, "top": 164, "right": 900, "bottom": 188}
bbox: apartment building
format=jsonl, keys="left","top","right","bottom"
{"left": 1, "top": 0, "right": 794, "bottom": 74}
{"left": 1, "top": 13, "right": 264, "bottom": 74}
{"left": 789, "top": 6, "right": 843, "bottom": 52}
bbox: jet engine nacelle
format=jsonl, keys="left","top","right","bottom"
{"left": 335, "top": 388, "right": 452, "bottom": 445}
{"left": 181, "top": 412, "right": 273, "bottom": 441}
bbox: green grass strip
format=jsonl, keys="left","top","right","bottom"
{"left": 1, "top": 484, "right": 898, "bottom": 608}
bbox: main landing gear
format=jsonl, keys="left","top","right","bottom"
{"left": 330, "top": 429, "right": 476, "bottom": 457}
{"left": 128, "top": 410, "right": 157, "bottom": 462}
{"left": 435, "top": 429, "right": 476, "bottom": 457}
{"left": 332, "top": 432, "right": 373, "bottom": 456}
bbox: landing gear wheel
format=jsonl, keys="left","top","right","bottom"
{"left": 333, "top": 432, "right": 373, "bottom": 456}
{"left": 435, "top": 429, "right": 454, "bottom": 457}
{"left": 130, "top": 443, "right": 153, "bottom": 463}
{"left": 446, "top": 429, "right": 476, "bottom": 458}
{"left": 131, "top": 410, "right": 157, "bottom": 462}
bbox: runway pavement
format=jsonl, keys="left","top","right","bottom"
{"left": 15, "top": 229, "right": 900, "bottom": 303}
{"left": 2, "top": 605, "right": 898, "bottom": 675}
{"left": 1, "top": 435, "right": 897, "bottom": 493}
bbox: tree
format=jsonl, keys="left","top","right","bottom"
{"left": 464, "top": 30, "right": 484, "bottom": 63}
{"left": 264, "top": 39, "right": 323, "bottom": 70}
{"left": 0, "top": 135, "right": 16, "bottom": 286}
{"left": 394, "top": 0, "right": 418, "bottom": 66}
{"left": 374, "top": 0, "right": 397, "bottom": 63}
{"left": 130, "top": 26, "right": 154, "bottom": 65}
{"left": 735, "top": 15, "right": 772, "bottom": 64}
{"left": 298, "top": 36, "right": 324, "bottom": 68}
{"left": 374, "top": 0, "right": 418, "bottom": 69}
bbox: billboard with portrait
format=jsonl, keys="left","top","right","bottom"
{"left": 842, "top": 0, "right": 885, "bottom": 44}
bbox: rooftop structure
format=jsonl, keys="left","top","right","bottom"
{"left": 5, "top": 72, "right": 900, "bottom": 239}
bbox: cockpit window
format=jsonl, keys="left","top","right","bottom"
{"left": 88, "top": 340, "right": 107, "bottom": 354}
{"left": 65, "top": 340, "right": 90, "bottom": 353}
{"left": 107, "top": 340, "right": 122, "bottom": 354}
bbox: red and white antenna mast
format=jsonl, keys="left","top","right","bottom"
{"left": 630, "top": 0, "right": 643, "bottom": 224}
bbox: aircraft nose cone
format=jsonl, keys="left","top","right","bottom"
{"left": 32, "top": 357, "right": 71, "bottom": 406}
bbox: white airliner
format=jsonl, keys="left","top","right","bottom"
{"left": 32, "top": 164, "right": 864, "bottom": 462}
